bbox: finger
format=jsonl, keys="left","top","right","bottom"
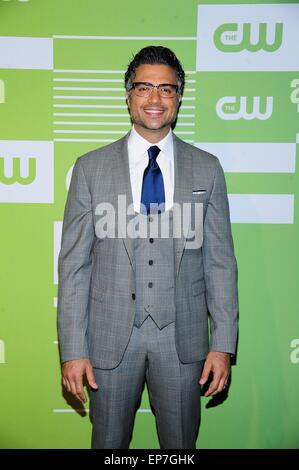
{"left": 74, "top": 377, "right": 86, "bottom": 403}
{"left": 75, "top": 392, "right": 86, "bottom": 404}
{"left": 69, "top": 375, "right": 79, "bottom": 398}
{"left": 204, "top": 378, "right": 220, "bottom": 396}
{"left": 222, "top": 375, "right": 229, "bottom": 389}
{"left": 199, "top": 363, "right": 211, "bottom": 385}
{"left": 223, "top": 374, "right": 229, "bottom": 387}
{"left": 211, "top": 370, "right": 222, "bottom": 388}
{"left": 211, "top": 377, "right": 227, "bottom": 396}
{"left": 63, "top": 377, "right": 71, "bottom": 393}
{"left": 204, "top": 371, "right": 222, "bottom": 396}
{"left": 86, "top": 365, "right": 98, "bottom": 390}
{"left": 204, "top": 381, "right": 218, "bottom": 397}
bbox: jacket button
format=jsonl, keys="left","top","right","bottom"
{"left": 149, "top": 238, "right": 154, "bottom": 243}
{"left": 148, "top": 282, "right": 153, "bottom": 288}
{"left": 132, "top": 293, "right": 136, "bottom": 300}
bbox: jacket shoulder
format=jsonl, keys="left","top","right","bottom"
{"left": 174, "top": 134, "right": 221, "bottom": 170}
{"left": 76, "top": 136, "right": 126, "bottom": 170}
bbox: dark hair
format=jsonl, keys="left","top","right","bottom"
{"left": 124, "top": 46, "right": 185, "bottom": 95}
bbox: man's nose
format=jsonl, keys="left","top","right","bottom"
{"left": 148, "top": 87, "right": 162, "bottom": 103}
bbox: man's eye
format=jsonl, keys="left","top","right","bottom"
{"left": 137, "top": 85, "right": 150, "bottom": 92}
{"left": 160, "top": 87, "right": 172, "bottom": 94}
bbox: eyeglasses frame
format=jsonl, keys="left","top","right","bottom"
{"left": 130, "top": 81, "right": 179, "bottom": 98}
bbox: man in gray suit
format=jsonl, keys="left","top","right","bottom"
{"left": 58, "top": 46, "right": 238, "bottom": 449}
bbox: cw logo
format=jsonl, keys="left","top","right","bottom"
{"left": 214, "top": 22, "right": 283, "bottom": 52}
{"left": 216, "top": 96, "right": 273, "bottom": 121}
{"left": 0, "top": 80, "right": 4, "bottom": 103}
{"left": 0, "top": 157, "right": 36, "bottom": 184}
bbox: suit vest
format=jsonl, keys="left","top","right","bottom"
{"left": 133, "top": 210, "right": 176, "bottom": 329}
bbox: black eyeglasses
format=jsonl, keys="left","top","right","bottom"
{"left": 130, "top": 82, "right": 179, "bottom": 98}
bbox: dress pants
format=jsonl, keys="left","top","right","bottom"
{"left": 90, "top": 316, "right": 204, "bottom": 449}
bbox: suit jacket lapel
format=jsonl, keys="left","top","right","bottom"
{"left": 112, "top": 132, "right": 135, "bottom": 269}
{"left": 173, "top": 134, "right": 193, "bottom": 276}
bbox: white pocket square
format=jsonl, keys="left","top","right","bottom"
{"left": 192, "top": 189, "right": 206, "bottom": 195}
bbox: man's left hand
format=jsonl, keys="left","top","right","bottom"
{"left": 199, "top": 351, "right": 231, "bottom": 397}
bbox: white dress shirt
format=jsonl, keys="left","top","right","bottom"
{"left": 127, "top": 126, "right": 174, "bottom": 213}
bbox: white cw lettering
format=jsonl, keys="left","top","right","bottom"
{"left": 216, "top": 96, "right": 273, "bottom": 120}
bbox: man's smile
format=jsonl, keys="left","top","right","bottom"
{"left": 143, "top": 107, "right": 165, "bottom": 117}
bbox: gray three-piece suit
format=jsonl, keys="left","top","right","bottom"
{"left": 57, "top": 132, "right": 238, "bottom": 448}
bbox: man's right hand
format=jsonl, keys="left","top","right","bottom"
{"left": 61, "top": 358, "right": 98, "bottom": 404}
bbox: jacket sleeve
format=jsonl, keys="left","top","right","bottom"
{"left": 202, "top": 157, "right": 239, "bottom": 355}
{"left": 57, "top": 158, "right": 95, "bottom": 363}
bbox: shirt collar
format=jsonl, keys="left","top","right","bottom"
{"left": 128, "top": 126, "right": 173, "bottom": 165}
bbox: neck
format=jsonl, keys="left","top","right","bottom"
{"left": 133, "top": 125, "right": 171, "bottom": 144}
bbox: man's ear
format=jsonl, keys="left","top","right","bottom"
{"left": 177, "top": 96, "right": 182, "bottom": 109}
{"left": 126, "top": 92, "right": 130, "bottom": 108}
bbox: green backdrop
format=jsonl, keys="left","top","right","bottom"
{"left": 0, "top": 0, "right": 298, "bottom": 449}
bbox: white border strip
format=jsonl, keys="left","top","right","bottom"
{"left": 54, "top": 69, "right": 124, "bottom": 73}
{"left": 53, "top": 138, "right": 115, "bottom": 142}
{"left": 53, "top": 86, "right": 124, "bottom": 91}
{"left": 53, "top": 69, "right": 196, "bottom": 74}
{"left": 229, "top": 194, "right": 294, "bottom": 224}
{"left": 54, "top": 78, "right": 124, "bottom": 82}
{"left": 53, "top": 121, "right": 195, "bottom": 127}
{"left": 54, "top": 138, "right": 194, "bottom": 144}
{"left": 196, "top": 142, "right": 296, "bottom": 173}
{"left": 54, "top": 130, "right": 195, "bottom": 135}
{"left": 53, "top": 95, "right": 196, "bottom": 101}
{"left": 54, "top": 78, "right": 196, "bottom": 83}
{"left": 54, "top": 121, "right": 130, "bottom": 126}
{"left": 53, "top": 113, "right": 195, "bottom": 118}
{"left": 0, "top": 36, "right": 53, "bottom": 69}
{"left": 53, "top": 104, "right": 195, "bottom": 109}
{"left": 53, "top": 35, "right": 197, "bottom": 40}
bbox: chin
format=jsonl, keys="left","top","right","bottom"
{"left": 144, "top": 120, "right": 169, "bottom": 129}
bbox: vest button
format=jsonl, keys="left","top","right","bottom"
{"left": 132, "top": 293, "right": 136, "bottom": 300}
{"left": 149, "top": 238, "right": 154, "bottom": 243}
{"left": 149, "top": 259, "right": 153, "bottom": 265}
{"left": 148, "top": 282, "right": 153, "bottom": 288}
{"left": 148, "top": 216, "right": 154, "bottom": 222}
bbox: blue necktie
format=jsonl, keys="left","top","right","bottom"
{"left": 140, "top": 145, "right": 165, "bottom": 214}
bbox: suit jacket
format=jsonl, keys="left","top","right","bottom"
{"left": 57, "top": 132, "right": 238, "bottom": 369}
